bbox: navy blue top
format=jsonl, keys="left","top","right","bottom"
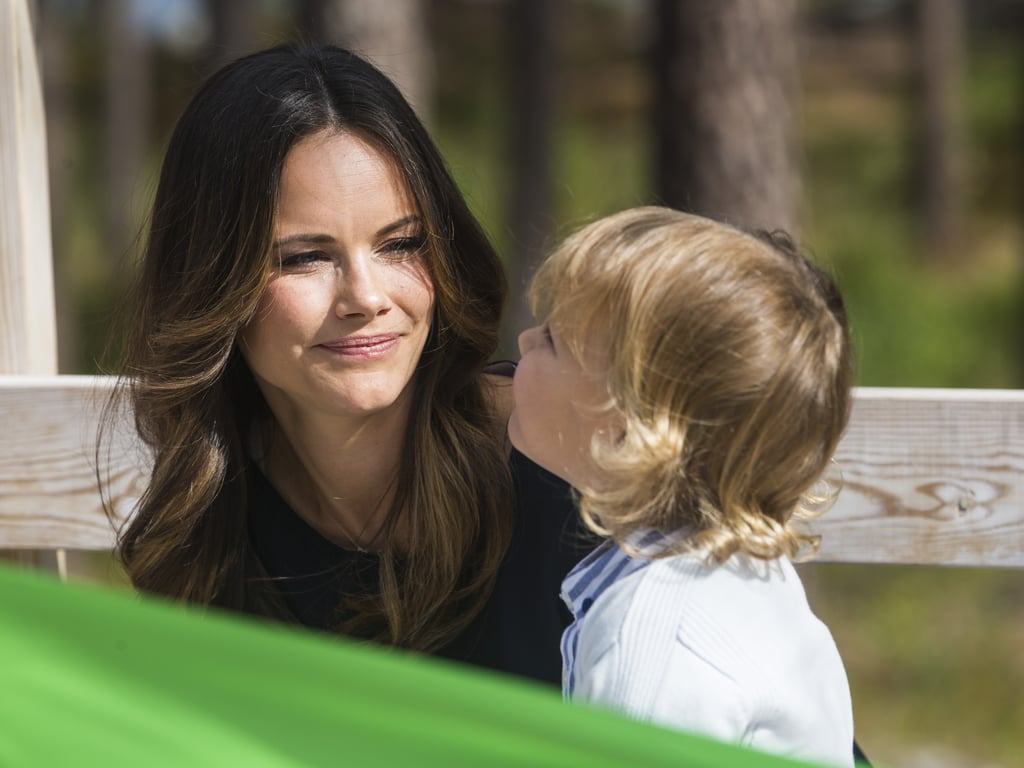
{"left": 247, "top": 416, "right": 594, "bottom": 688}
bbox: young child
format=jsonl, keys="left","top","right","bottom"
{"left": 508, "top": 207, "right": 856, "bottom": 767}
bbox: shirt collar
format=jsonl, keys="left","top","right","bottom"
{"left": 560, "top": 528, "right": 678, "bottom": 621}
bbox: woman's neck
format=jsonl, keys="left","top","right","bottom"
{"left": 262, "top": 397, "right": 413, "bottom": 552}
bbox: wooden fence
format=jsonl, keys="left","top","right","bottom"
{"left": 1, "top": 376, "right": 1021, "bottom": 568}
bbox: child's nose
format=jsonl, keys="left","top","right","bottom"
{"left": 517, "top": 326, "right": 539, "bottom": 357}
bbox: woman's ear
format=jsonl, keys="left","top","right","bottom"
{"left": 482, "top": 370, "right": 516, "bottom": 425}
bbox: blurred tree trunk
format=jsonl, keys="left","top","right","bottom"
{"left": 652, "top": 0, "right": 800, "bottom": 234}
{"left": 205, "top": 0, "right": 258, "bottom": 74}
{"left": 504, "top": 0, "right": 558, "bottom": 356}
{"left": 36, "top": 0, "right": 74, "bottom": 374}
{"left": 295, "top": 0, "right": 330, "bottom": 45}
{"left": 912, "top": 0, "right": 965, "bottom": 258}
{"left": 1016, "top": 5, "right": 1024, "bottom": 384}
{"left": 102, "top": 0, "right": 149, "bottom": 289}
{"left": 318, "top": 0, "right": 434, "bottom": 124}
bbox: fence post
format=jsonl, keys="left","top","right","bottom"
{"left": 1, "top": 0, "right": 62, "bottom": 574}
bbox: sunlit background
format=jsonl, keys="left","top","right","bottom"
{"left": 22, "top": 1, "right": 1024, "bottom": 766}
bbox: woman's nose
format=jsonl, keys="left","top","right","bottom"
{"left": 335, "top": 258, "right": 390, "bottom": 318}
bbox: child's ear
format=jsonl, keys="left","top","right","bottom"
{"left": 606, "top": 407, "right": 628, "bottom": 446}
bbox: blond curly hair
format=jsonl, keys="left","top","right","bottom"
{"left": 530, "top": 206, "right": 853, "bottom": 563}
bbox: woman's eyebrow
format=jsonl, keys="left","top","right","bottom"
{"left": 375, "top": 215, "right": 422, "bottom": 238}
{"left": 273, "top": 233, "right": 335, "bottom": 248}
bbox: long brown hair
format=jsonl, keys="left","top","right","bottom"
{"left": 102, "top": 44, "right": 512, "bottom": 650}
{"left": 530, "top": 207, "right": 853, "bottom": 563}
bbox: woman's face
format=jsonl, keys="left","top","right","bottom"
{"left": 239, "top": 130, "right": 434, "bottom": 423}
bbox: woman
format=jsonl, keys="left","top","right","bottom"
{"left": 104, "top": 43, "right": 588, "bottom": 685}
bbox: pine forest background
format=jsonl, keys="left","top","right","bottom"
{"left": 21, "top": 1, "right": 1024, "bottom": 766}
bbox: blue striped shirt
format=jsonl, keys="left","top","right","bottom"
{"left": 559, "top": 529, "right": 678, "bottom": 696}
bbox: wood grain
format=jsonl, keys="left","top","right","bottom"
{"left": 1, "top": 377, "right": 1022, "bottom": 568}
{"left": 0, "top": 377, "right": 145, "bottom": 549}
{"left": 813, "top": 388, "right": 1024, "bottom": 567}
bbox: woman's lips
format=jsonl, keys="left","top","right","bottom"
{"left": 318, "top": 334, "right": 400, "bottom": 359}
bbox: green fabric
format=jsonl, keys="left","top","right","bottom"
{"left": 0, "top": 563, "right": 821, "bottom": 767}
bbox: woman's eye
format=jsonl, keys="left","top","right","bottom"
{"left": 542, "top": 324, "right": 555, "bottom": 347}
{"left": 279, "top": 251, "right": 327, "bottom": 269}
{"left": 379, "top": 235, "right": 427, "bottom": 260}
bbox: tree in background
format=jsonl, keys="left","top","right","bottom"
{"left": 1019, "top": 3, "right": 1024, "bottom": 380}
{"left": 295, "top": 0, "right": 331, "bottom": 44}
{"left": 205, "top": 0, "right": 257, "bottom": 74}
{"left": 297, "top": 0, "right": 433, "bottom": 124}
{"left": 36, "top": 0, "right": 74, "bottom": 373}
{"left": 912, "top": 0, "right": 965, "bottom": 257}
{"left": 102, "top": 0, "right": 150, "bottom": 284}
{"left": 652, "top": 0, "right": 800, "bottom": 234}
{"left": 504, "top": 0, "right": 558, "bottom": 352}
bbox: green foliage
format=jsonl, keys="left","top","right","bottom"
{"left": 803, "top": 35, "right": 1023, "bottom": 389}
{"left": 803, "top": 564, "right": 1024, "bottom": 768}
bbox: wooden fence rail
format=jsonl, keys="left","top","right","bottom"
{"left": 0, "top": 376, "right": 140, "bottom": 550}
{"left": 1, "top": 375, "right": 1022, "bottom": 568}
{"left": 819, "top": 386, "right": 1023, "bottom": 567}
